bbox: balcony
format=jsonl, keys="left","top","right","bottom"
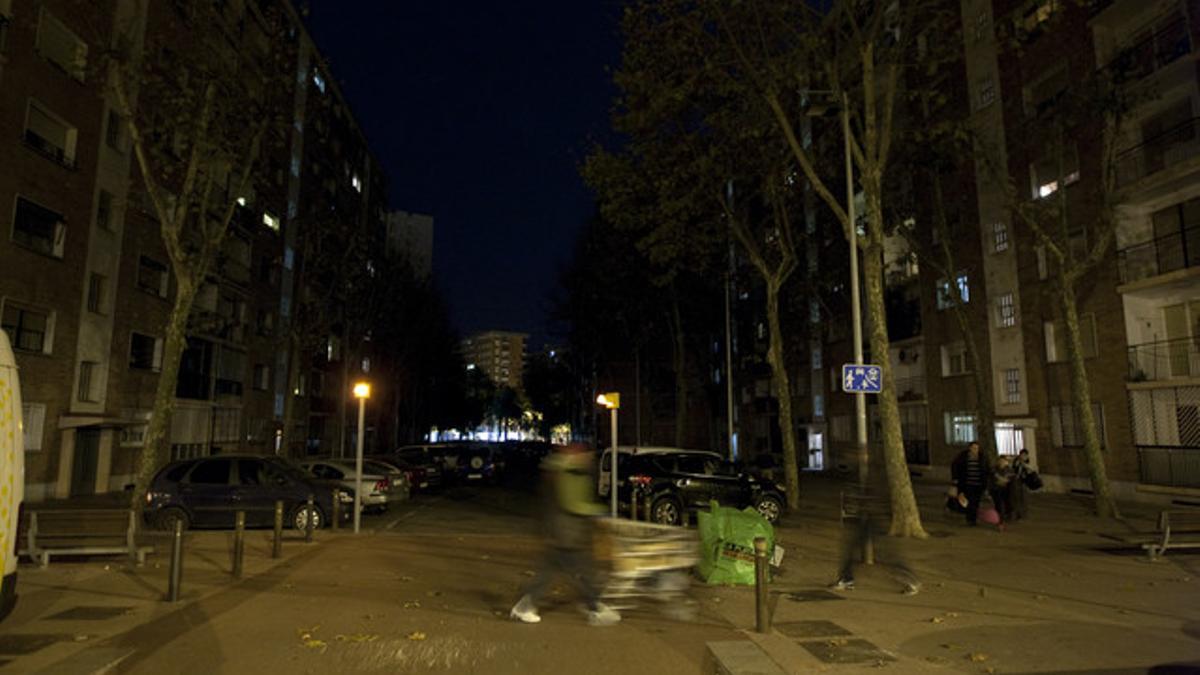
{"left": 1127, "top": 338, "right": 1200, "bottom": 381}
{"left": 1139, "top": 446, "right": 1200, "bottom": 488}
{"left": 1105, "top": 14, "right": 1191, "bottom": 83}
{"left": 895, "top": 376, "right": 926, "bottom": 401}
{"left": 1118, "top": 224, "right": 1200, "bottom": 284}
{"left": 1117, "top": 118, "right": 1200, "bottom": 188}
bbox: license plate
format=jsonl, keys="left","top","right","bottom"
{"left": 419, "top": 482, "right": 428, "bottom": 488}
{"left": 391, "top": 479, "right": 401, "bottom": 486}
{"left": 468, "top": 473, "right": 482, "bottom": 479}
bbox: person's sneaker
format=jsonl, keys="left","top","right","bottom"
{"left": 901, "top": 582, "right": 922, "bottom": 596}
{"left": 587, "top": 602, "right": 621, "bottom": 626}
{"left": 510, "top": 595, "right": 541, "bottom": 624}
{"left": 828, "top": 579, "right": 855, "bottom": 591}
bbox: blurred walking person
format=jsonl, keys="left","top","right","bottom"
{"left": 829, "top": 463, "right": 920, "bottom": 595}
{"left": 510, "top": 443, "right": 620, "bottom": 626}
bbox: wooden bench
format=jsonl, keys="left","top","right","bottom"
{"left": 1141, "top": 510, "right": 1200, "bottom": 561}
{"left": 19, "top": 509, "right": 153, "bottom": 568}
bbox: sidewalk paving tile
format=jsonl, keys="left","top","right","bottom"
{"left": 0, "top": 634, "right": 69, "bottom": 655}
{"left": 773, "top": 620, "right": 851, "bottom": 638}
{"left": 46, "top": 605, "right": 134, "bottom": 621}
{"left": 799, "top": 637, "right": 897, "bottom": 665}
{"left": 707, "top": 640, "right": 787, "bottom": 675}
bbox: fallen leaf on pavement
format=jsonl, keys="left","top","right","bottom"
{"left": 930, "top": 617, "right": 944, "bottom": 624}
{"left": 407, "top": 631, "right": 427, "bottom": 641}
{"left": 522, "top": 570, "right": 535, "bottom": 577}
{"left": 302, "top": 639, "right": 327, "bottom": 652}
{"left": 968, "top": 652, "right": 989, "bottom": 662}
{"left": 481, "top": 555, "right": 491, "bottom": 560}
{"left": 945, "top": 612, "right": 959, "bottom": 618}
{"left": 825, "top": 638, "right": 849, "bottom": 647}
{"left": 403, "top": 601, "right": 422, "bottom": 609}
{"left": 73, "top": 634, "right": 91, "bottom": 642}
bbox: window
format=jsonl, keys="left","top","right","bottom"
{"left": 253, "top": 364, "right": 270, "bottom": 391}
{"left": 119, "top": 410, "right": 150, "bottom": 447}
{"left": 13, "top": 196, "right": 65, "bottom": 257}
{"left": 809, "top": 299, "right": 820, "bottom": 324}
{"left": 22, "top": 403, "right": 45, "bottom": 451}
{"left": 813, "top": 394, "right": 824, "bottom": 418}
{"left": 944, "top": 411, "right": 978, "bottom": 444}
{"left": 130, "top": 332, "right": 163, "bottom": 371}
{"left": 262, "top": 211, "right": 280, "bottom": 232}
{"left": 941, "top": 342, "right": 970, "bottom": 376}
{"left": 1026, "top": 65, "right": 1067, "bottom": 117}
{"left": 992, "top": 221, "right": 1008, "bottom": 252}
{"left": 188, "top": 459, "right": 232, "bottom": 485}
{"left": 96, "top": 190, "right": 114, "bottom": 231}
{"left": 1004, "top": 368, "right": 1021, "bottom": 404}
{"left": 2, "top": 302, "right": 52, "bottom": 354}
{"left": 312, "top": 69, "right": 326, "bottom": 93}
{"left": 77, "top": 360, "right": 98, "bottom": 402}
{"left": 1031, "top": 147, "right": 1080, "bottom": 198}
{"left": 87, "top": 273, "right": 106, "bottom": 314}
{"left": 36, "top": 8, "right": 87, "bottom": 80}
{"left": 105, "top": 109, "right": 125, "bottom": 151}
{"left": 1050, "top": 403, "right": 1106, "bottom": 448}
{"left": 977, "top": 76, "right": 996, "bottom": 109}
{"left": 1044, "top": 315, "right": 1098, "bottom": 362}
{"left": 996, "top": 293, "right": 1016, "bottom": 327}
{"left": 811, "top": 346, "right": 822, "bottom": 370}
{"left": 137, "top": 256, "right": 169, "bottom": 297}
{"left": 24, "top": 100, "right": 77, "bottom": 167}
{"left": 936, "top": 273, "right": 970, "bottom": 309}
{"left": 351, "top": 173, "right": 362, "bottom": 192}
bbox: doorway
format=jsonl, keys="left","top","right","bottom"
{"left": 806, "top": 429, "right": 825, "bottom": 471}
{"left": 71, "top": 428, "right": 100, "bottom": 496}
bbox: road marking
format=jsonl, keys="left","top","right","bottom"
{"left": 385, "top": 509, "right": 420, "bottom": 530}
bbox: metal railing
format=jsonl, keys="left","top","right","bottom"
{"left": 1105, "top": 14, "right": 1191, "bottom": 82}
{"left": 1128, "top": 337, "right": 1200, "bottom": 381}
{"left": 1138, "top": 446, "right": 1200, "bottom": 488}
{"left": 1118, "top": 224, "right": 1200, "bottom": 283}
{"left": 1117, "top": 118, "right": 1200, "bottom": 187}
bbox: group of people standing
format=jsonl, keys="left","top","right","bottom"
{"left": 950, "top": 442, "right": 1037, "bottom": 527}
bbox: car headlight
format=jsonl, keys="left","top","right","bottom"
{"left": 337, "top": 490, "right": 354, "bottom": 503}
{"left": 774, "top": 483, "right": 786, "bottom": 493}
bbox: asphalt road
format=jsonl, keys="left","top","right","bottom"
{"left": 109, "top": 483, "right": 743, "bottom": 674}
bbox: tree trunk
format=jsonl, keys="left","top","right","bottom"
{"left": 668, "top": 293, "right": 688, "bottom": 447}
{"left": 765, "top": 281, "right": 801, "bottom": 507}
{"left": 279, "top": 334, "right": 302, "bottom": 457}
{"left": 130, "top": 276, "right": 198, "bottom": 506}
{"left": 1058, "top": 275, "right": 1120, "bottom": 518}
{"left": 862, "top": 243, "right": 927, "bottom": 538}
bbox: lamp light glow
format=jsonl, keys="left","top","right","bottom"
{"left": 353, "top": 382, "right": 371, "bottom": 399}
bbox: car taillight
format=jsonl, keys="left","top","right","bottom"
{"left": 374, "top": 480, "right": 388, "bottom": 492}
{"left": 628, "top": 475, "right": 652, "bottom": 487}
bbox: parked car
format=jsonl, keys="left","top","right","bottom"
{"left": 598, "top": 446, "right": 723, "bottom": 498}
{"left": 619, "top": 451, "right": 787, "bottom": 526}
{"left": 440, "top": 442, "right": 502, "bottom": 484}
{"left": 395, "top": 445, "right": 448, "bottom": 489}
{"left": 376, "top": 454, "right": 434, "bottom": 493}
{"left": 297, "top": 459, "right": 392, "bottom": 512}
{"left": 360, "top": 458, "right": 412, "bottom": 502}
{"left": 144, "top": 455, "right": 353, "bottom": 531}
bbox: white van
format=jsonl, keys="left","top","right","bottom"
{"left": 597, "top": 446, "right": 721, "bottom": 497}
{"left": 0, "top": 332, "right": 23, "bottom": 621}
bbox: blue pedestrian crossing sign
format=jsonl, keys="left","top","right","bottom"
{"left": 842, "top": 364, "right": 882, "bottom": 394}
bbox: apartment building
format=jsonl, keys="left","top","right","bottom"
{"left": 462, "top": 331, "right": 528, "bottom": 392}
{"left": 0, "top": 0, "right": 388, "bottom": 500}
{"left": 820, "top": 0, "right": 1200, "bottom": 500}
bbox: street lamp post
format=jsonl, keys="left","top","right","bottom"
{"left": 597, "top": 392, "right": 620, "bottom": 518}
{"left": 352, "top": 381, "right": 370, "bottom": 534}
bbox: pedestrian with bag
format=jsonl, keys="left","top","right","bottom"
{"left": 510, "top": 443, "right": 620, "bottom": 626}
{"left": 950, "top": 442, "right": 990, "bottom": 526}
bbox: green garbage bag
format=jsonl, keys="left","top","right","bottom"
{"left": 697, "top": 501, "right": 774, "bottom": 585}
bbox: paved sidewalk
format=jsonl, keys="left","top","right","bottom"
{"left": 702, "top": 476, "right": 1200, "bottom": 674}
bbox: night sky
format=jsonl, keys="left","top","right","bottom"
{"left": 303, "top": 2, "right": 623, "bottom": 348}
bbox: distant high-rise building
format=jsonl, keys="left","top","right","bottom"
{"left": 386, "top": 211, "right": 434, "bottom": 278}
{"left": 461, "top": 331, "right": 528, "bottom": 392}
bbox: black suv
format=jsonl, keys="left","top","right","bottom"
{"left": 622, "top": 452, "right": 786, "bottom": 526}
{"left": 144, "top": 455, "right": 352, "bottom": 531}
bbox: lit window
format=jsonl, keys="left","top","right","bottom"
{"left": 351, "top": 174, "right": 362, "bottom": 192}
{"left": 1004, "top": 369, "right": 1021, "bottom": 404}
{"left": 944, "top": 411, "right": 978, "bottom": 444}
{"left": 996, "top": 293, "right": 1016, "bottom": 327}
{"left": 313, "top": 70, "right": 326, "bottom": 93}
{"left": 1031, "top": 148, "right": 1080, "bottom": 199}
{"left": 262, "top": 212, "right": 281, "bottom": 232}
{"left": 992, "top": 222, "right": 1008, "bottom": 252}
{"left": 936, "top": 273, "right": 970, "bottom": 309}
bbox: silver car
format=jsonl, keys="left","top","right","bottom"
{"left": 299, "top": 459, "right": 391, "bottom": 512}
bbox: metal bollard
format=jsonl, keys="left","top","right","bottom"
{"left": 272, "top": 500, "right": 283, "bottom": 559}
{"left": 233, "top": 511, "right": 245, "bottom": 578}
{"left": 331, "top": 489, "right": 340, "bottom": 531}
{"left": 305, "top": 495, "right": 315, "bottom": 543}
{"left": 167, "top": 519, "right": 184, "bottom": 602}
{"left": 754, "top": 536, "right": 770, "bottom": 633}
{"left": 631, "top": 491, "right": 639, "bottom": 522}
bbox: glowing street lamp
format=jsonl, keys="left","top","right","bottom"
{"left": 596, "top": 392, "right": 620, "bottom": 518}
{"left": 352, "top": 381, "right": 371, "bottom": 534}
